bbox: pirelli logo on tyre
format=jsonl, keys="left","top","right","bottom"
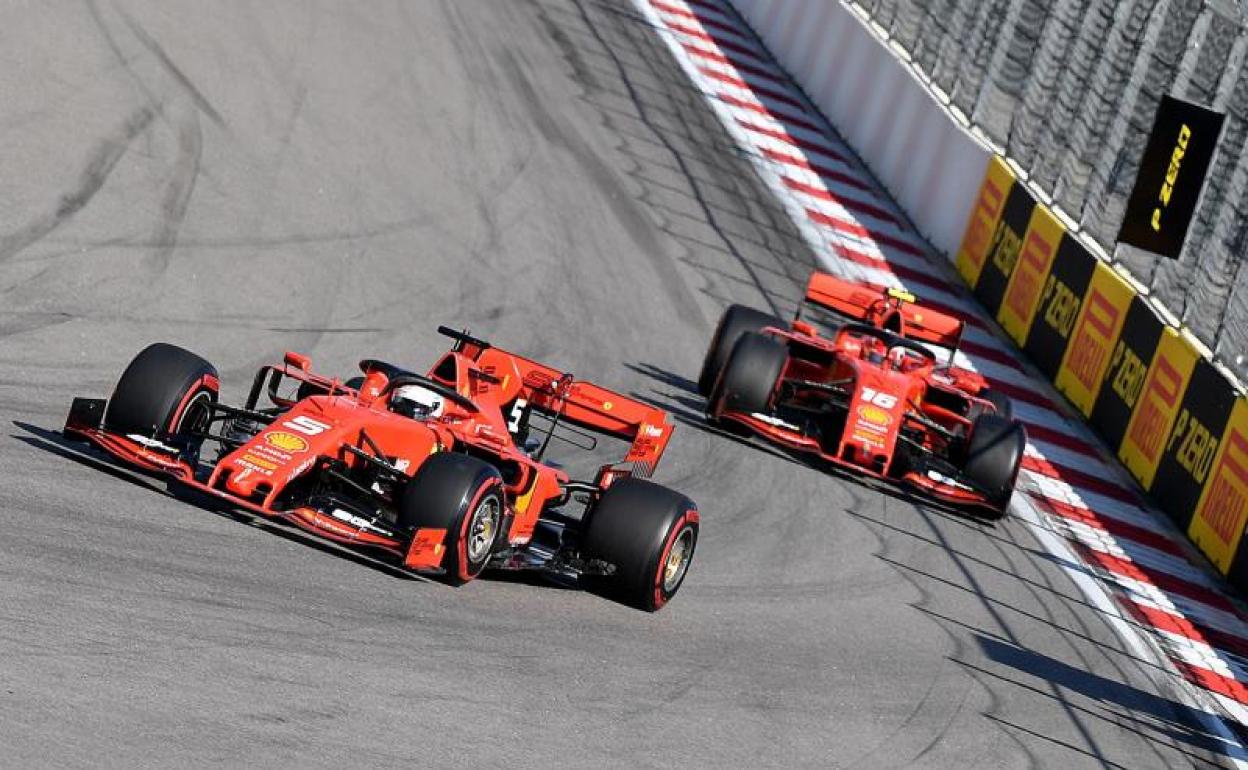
{"left": 1023, "top": 237, "right": 1096, "bottom": 380}
{"left": 1089, "top": 296, "right": 1165, "bottom": 450}
{"left": 1054, "top": 263, "right": 1134, "bottom": 416}
{"left": 1192, "top": 399, "right": 1248, "bottom": 574}
{"left": 956, "top": 156, "right": 1015, "bottom": 288}
{"left": 1118, "top": 328, "right": 1200, "bottom": 491}
{"left": 997, "top": 204, "right": 1063, "bottom": 346}
{"left": 1152, "top": 359, "right": 1237, "bottom": 529}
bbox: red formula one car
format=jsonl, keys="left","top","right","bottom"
{"left": 698, "top": 272, "right": 1026, "bottom": 516}
{"left": 63, "top": 327, "right": 699, "bottom": 610}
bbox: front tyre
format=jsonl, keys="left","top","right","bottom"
{"left": 398, "top": 453, "right": 505, "bottom": 584}
{"left": 710, "top": 332, "right": 787, "bottom": 418}
{"left": 963, "top": 415, "right": 1026, "bottom": 517}
{"left": 106, "top": 343, "right": 218, "bottom": 442}
{"left": 697, "top": 304, "right": 783, "bottom": 396}
{"left": 582, "top": 478, "right": 699, "bottom": 611}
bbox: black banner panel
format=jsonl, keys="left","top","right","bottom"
{"left": 973, "top": 183, "right": 1037, "bottom": 315}
{"left": 1231, "top": 550, "right": 1248, "bottom": 595}
{"left": 1152, "top": 359, "right": 1238, "bottom": 528}
{"left": 1023, "top": 234, "right": 1096, "bottom": 379}
{"left": 1118, "top": 95, "right": 1225, "bottom": 259}
{"left": 1089, "top": 296, "right": 1165, "bottom": 450}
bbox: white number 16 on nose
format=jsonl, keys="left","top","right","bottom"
{"left": 860, "top": 388, "right": 897, "bottom": 409}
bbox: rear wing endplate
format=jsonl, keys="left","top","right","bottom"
{"left": 485, "top": 350, "right": 675, "bottom": 477}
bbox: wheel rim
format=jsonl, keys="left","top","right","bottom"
{"left": 662, "top": 526, "right": 694, "bottom": 593}
{"left": 175, "top": 391, "right": 213, "bottom": 435}
{"left": 466, "top": 494, "right": 500, "bottom": 563}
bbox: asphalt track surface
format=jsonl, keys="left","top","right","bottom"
{"left": 0, "top": 2, "right": 1239, "bottom": 768}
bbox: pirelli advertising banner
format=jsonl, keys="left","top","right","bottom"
{"left": 1118, "top": 95, "right": 1225, "bottom": 260}
{"left": 956, "top": 157, "right": 1015, "bottom": 288}
{"left": 1053, "top": 263, "right": 1135, "bottom": 416}
{"left": 1194, "top": 399, "right": 1248, "bottom": 575}
{"left": 973, "top": 179, "right": 1036, "bottom": 317}
{"left": 997, "top": 204, "right": 1064, "bottom": 346}
{"left": 1019, "top": 235, "right": 1096, "bottom": 381}
{"left": 1153, "top": 358, "right": 1238, "bottom": 529}
{"left": 1089, "top": 296, "right": 1165, "bottom": 450}
{"left": 1118, "top": 328, "right": 1201, "bottom": 494}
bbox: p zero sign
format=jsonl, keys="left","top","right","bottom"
{"left": 1089, "top": 296, "right": 1165, "bottom": 450}
{"left": 1023, "top": 235, "right": 1097, "bottom": 380}
{"left": 1153, "top": 358, "right": 1238, "bottom": 529}
{"left": 1118, "top": 95, "right": 1225, "bottom": 259}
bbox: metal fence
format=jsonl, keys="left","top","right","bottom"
{"left": 850, "top": 0, "right": 1248, "bottom": 376}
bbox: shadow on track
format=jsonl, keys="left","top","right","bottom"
{"left": 965, "top": 633, "right": 1248, "bottom": 766}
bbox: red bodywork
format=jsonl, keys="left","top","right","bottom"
{"left": 66, "top": 338, "right": 677, "bottom": 573}
{"left": 712, "top": 272, "right": 1008, "bottom": 512}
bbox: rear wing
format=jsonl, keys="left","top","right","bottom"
{"left": 799, "top": 272, "right": 964, "bottom": 351}
{"left": 467, "top": 344, "right": 674, "bottom": 477}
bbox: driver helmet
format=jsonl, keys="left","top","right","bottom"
{"left": 889, "top": 346, "right": 912, "bottom": 371}
{"left": 861, "top": 337, "right": 887, "bottom": 365}
{"left": 391, "top": 384, "right": 446, "bottom": 419}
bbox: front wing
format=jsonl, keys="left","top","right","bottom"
{"left": 717, "top": 410, "right": 1001, "bottom": 513}
{"left": 63, "top": 417, "right": 449, "bottom": 571}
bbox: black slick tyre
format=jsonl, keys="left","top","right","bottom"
{"left": 963, "top": 415, "right": 1026, "bottom": 517}
{"left": 398, "top": 453, "right": 505, "bottom": 584}
{"left": 106, "top": 343, "right": 219, "bottom": 440}
{"left": 697, "top": 304, "right": 783, "bottom": 396}
{"left": 582, "top": 477, "right": 698, "bottom": 611}
{"left": 711, "top": 332, "right": 787, "bottom": 418}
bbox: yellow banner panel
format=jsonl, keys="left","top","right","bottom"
{"left": 1189, "top": 399, "right": 1248, "bottom": 573}
{"left": 1118, "top": 328, "right": 1200, "bottom": 489}
{"left": 997, "top": 204, "right": 1064, "bottom": 345}
{"left": 956, "top": 156, "right": 1015, "bottom": 288}
{"left": 1054, "top": 262, "right": 1135, "bottom": 416}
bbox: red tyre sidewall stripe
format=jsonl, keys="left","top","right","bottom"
{"left": 167, "top": 374, "right": 218, "bottom": 433}
{"left": 456, "top": 477, "right": 504, "bottom": 583}
{"left": 652, "top": 510, "right": 700, "bottom": 609}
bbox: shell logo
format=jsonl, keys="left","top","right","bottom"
{"left": 858, "top": 405, "right": 891, "bottom": 426}
{"left": 265, "top": 431, "right": 309, "bottom": 452}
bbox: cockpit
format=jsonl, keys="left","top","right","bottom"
{"left": 835, "top": 324, "right": 935, "bottom": 374}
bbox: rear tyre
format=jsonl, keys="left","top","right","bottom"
{"left": 710, "top": 332, "right": 787, "bottom": 418}
{"left": 697, "top": 304, "right": 783, "bottom": 396}
{"left": 106, "top": 343, "right": 218, "bottom": 441}
{"left": 398, "top": 453, "right": 505, "bottom": 584}
{"left": 963, "top": 415, "right": 1026, "bottom": 517}
{"left": 582, "top": 478, "right": 699, "bottom": 611}
{"left": 968, "top": 387, "right": 1013, "bottom": 421}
